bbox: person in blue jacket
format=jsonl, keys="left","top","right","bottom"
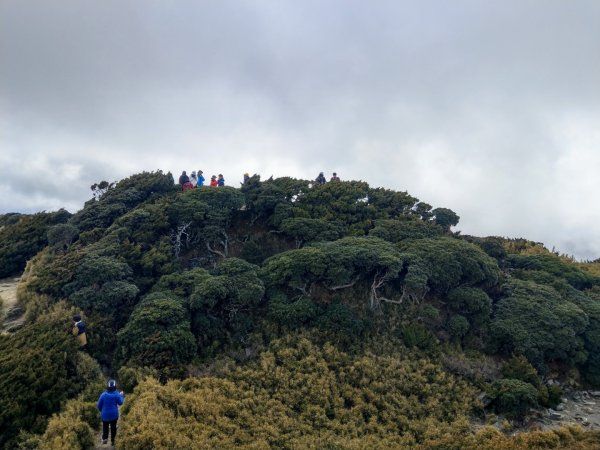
{"left": 97, "top": 379, "right": 124, "bottom": 446}
{"left": 197, "top": 170, "right": 205, "bottom": 187}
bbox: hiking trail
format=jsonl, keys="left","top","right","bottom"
{"left": 0, "top": 276, "right": 25, "bottom": 334}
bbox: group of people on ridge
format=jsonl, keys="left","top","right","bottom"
{"left": 179, "top": 170, "right": 225, "bottom": 191}
{"left": 315, "top": 172, "right": 340, "bottom": 185}
{"left": 178, "top": 171, "right": 340, "bottom": 191}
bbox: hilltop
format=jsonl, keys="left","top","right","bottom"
{"left": 1, "top": 171, "right": 600, "bottom": 449}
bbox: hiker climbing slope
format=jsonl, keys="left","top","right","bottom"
{"left": 72, "top": 314, "right": 87, "bottom": 348}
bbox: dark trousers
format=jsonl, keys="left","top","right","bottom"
{"left": 102, "top": 419, "right": 117, "bottom": 443}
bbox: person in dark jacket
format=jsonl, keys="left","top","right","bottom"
{"left": 179, "top": 171, "right": 191, "bottom": 191}
{"left": 97, "top": 379, "right": 124, "bottom": 446}
{"left": 72, "top": 314, "right": 87, "bottom": 348}
{"left": 315, "top": 172, "right": 326, "bottom": 185}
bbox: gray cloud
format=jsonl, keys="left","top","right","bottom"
{"left": 1, "top": 0, "right": 599, "bottom": 258}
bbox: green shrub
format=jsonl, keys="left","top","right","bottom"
{"left": 491, "top": 378, "right": 539, "bottom": 419}
{"left": 490, "top": 279, "right": 588, "bottom": 368}
{"left": 401, "top": 324, "right": 437, "bottom": 351}
{"left": 501, "top": 355, "right": 540, "bottom": 387}
{"left": 116, "top": 292, "right": 197, "bottom": 372}
{"left": 447, "top": 315, "right": 470, "bottom": 341}
{"left": 0, "top": 304, "right": 86, "bottom": 448}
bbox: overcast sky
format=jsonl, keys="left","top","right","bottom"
{"left": 1, "top": 0, "right": 599, "bottom": 259}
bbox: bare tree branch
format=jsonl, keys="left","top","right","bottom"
{"left": 328, "top": 275, "right": 360, "bottom": 291}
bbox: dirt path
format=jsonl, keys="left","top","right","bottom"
{"left": 0, "top": 276, "right": 24, "bottom": 333}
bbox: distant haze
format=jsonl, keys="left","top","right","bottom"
{"left": 1, "top": 1, "right": 599, "bottom": 259}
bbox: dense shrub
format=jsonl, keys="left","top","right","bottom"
{"left": 447, "top": 315, "right": 470, "bottom": 341}
{"left": 118, "top": 337, "right": 475, "bottom": 449}
{"left": 0, "top": 304, "right": 91, "bottom": 448}
{"left": 501, "top": 355, "right": 540, "bottom": 387}
{"left": 490, "top": 378, "right": 539, "bottom": 419}
{"left": 399, "top": 237, "right": 500, "bottom": 302}
{"left": 490, "top": 279, "right": 588, "bottom": 369}
{"left": 116, "top": 292, "right": 197, "bottom": 373}
{"left": 0, "top": 209, "right": 71, "bottom": 277}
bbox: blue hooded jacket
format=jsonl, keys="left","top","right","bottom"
{"left": 97, "top": 390, "right": 124, "bottom": 421}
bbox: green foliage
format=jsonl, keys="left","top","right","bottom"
{"left": 0, "top": 209, "right": 71, "bottom": 277}
{"left": 462, "top": 236, "right": 508, "bottom": 260}
{"left": 369, "top": 217, "right": 443, "bottom": 243}
{"left": 316, "top": 302, "right": 368, "bottom": 337}
{"left": 447, "top": 315, "right": 470, "bottom": 341}
{"left": 419, "top": 304, "right": 441, "bottom": 325}
{"left": 490, "top": 279, "right": 588, "bottom": 368}
{"left": 189, "top": 259, "right": 264, "bottom": 352}
{"left": 399, "top": 237, "right": 500, "bottom": 302}
{"left": 156, "top": 259, "right": 266, "bottom": 355}
{"left": 431, "top": 207, "right": 460, "bottom": 231}
{"left": 47, "top": 223, "right": 79, "bottom": 253}
{"left": 118, "top": 365, "right": 159, "bottom": 394}
{"left": 490, "top": 378, "right": 539, "bottom": 419}
{"left": 401, "top": 324, "right": 438, "bottom": 351}
{"left": 507, "top": 254, "right": 599, "bottom": 290}
{"left": 279, "top": 217, "right": 345, "bottom": 248}
{"left": 446, "top": 287, "right": 492, "bottom": 323}
{"left": 576, "top": 288, "right": 600, "bottom": 385}
{"left": 71, "top": 170, "right": 174, "bottom": 232}
{"left": 366, "top": 187, "right": 417, "bottom": 219}
{"left": 267, "top": 292, "right": 318, "bottom": 327}
{"left": 262, "top": 236, "right": 404, "bottom": 312}
{"left": 500, "top": 355, "right": 540, "bottom": 387}
{"left": 63, "top": 254, "right": 139, "bottom": 339}
{"left": 0, "top": 304, "right": 94, "bottom": 448}
{"left": 297, "top": 180, "right": 373, "bottom": 226}
{"left": 116, "top": 291, "right": 197, "bottom": 372}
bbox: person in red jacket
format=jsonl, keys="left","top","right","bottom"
{"left": 210, "top": 175, "right": 218, "bottom": 187}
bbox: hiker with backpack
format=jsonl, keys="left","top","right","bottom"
{"left": 72, "top": 314, "right": 87, "bottom": 348}
{"left": 97, "top": 379, "right": 125, "bottom": 446}
{"left": 179, "top": 171, "right": 191, "bottom": 191}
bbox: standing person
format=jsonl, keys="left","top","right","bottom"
{"left": 217, "top": 174, "right": 225, "bottom": 186}
{"left": 243, "top": 173, "right": 250, "bottom": 184}
{"left": 72, "top": 315, "right": 87, "bottom": 348}
{"left": 315, "top": 172, "right": 326, "bottom": 185}
{"left": 210, "top": 175, "right": 218, "bottom": 187}
{"left": 190, "top": 171, "right": 198, "bottom": 188}
{"left": 197, "top": 170, "right": 205, "bottom": 187}
{"left": 179, "top": 171, "right": 191, "bottom": 191}
{"left": 97, "top": 379, "right": 124, "bottom": 446}
{"left": 330, "top": 172, "right": 340, "bottom": 182}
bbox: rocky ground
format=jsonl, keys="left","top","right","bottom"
{"left": 0, "top": 276, "right": 24, "bottom": 333}
{"left": 536, "top": 388, "right": 600, "bottom": 430}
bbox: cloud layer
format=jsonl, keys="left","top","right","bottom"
{"left": 1, "top": 0, "right": 599, "bottom": 258}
